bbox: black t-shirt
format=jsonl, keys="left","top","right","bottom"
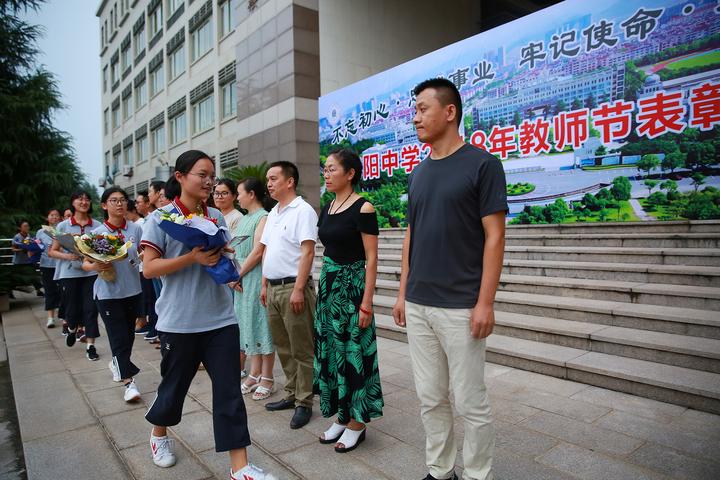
{"left": 318, "top": 197, "right": 379, "bottom": 264}
{"left": 406, "top": 143, "right": 508, "bottom": 308}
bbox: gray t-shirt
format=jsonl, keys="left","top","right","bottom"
{"left": 54, "top": 218, "right": 103, "bottom": 280}
{"left": 406, "top": 143, "right": 508, "bottom": 308}
{"left": 141, "top": 201, "right": 236, "bottom": 333}
{"left": 91, "top": 220, "right": 142, "bottom": 300}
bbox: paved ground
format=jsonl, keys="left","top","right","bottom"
{"left": 2, "top": 293, "right": 720, "bottom": 480}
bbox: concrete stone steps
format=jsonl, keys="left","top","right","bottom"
{"left": 315, "top": 247, "right": 720, "bottom": 268}
{"left": 503, "top": 233, "right": 720, "bottom": 249}
{"left": 377, "top": 220, "right": 720, "bottom": 236}
{"left": 500, "top": 259, "right": 720, "bottom": 287}
{"left": 368, "top": 291, "right": 720, "bottom": 340}
{"left": 491, "top": 311, "right": 720, "bottom": 373}
{"left": 367, "top": 274, "right": 720, "bottom": 312}
{"left": 496, "top": 274, "right": 720, "bottom": 311}
{"left": 326, "top": 260, "right": 720, "bottom": 287}
{"left": 371, "top": 312, "right": 720, "bottom": 414}
{"left": 504, "top": 246, "right": 720, "bottom": 266}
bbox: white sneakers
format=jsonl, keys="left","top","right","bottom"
{"left": 150, "top": 435, "right": 177, "bottom": 468}
{"left": 123, "top": 380, "right": 141, "bottom": 403}
{"left": 109, "top": 360, "right": 122, "bottom": 382}
{"left": 46, "top": 318, "right": 56, "bottom": 328}
{"left": 231, "top": 464, "right": 278, "bottom": 480}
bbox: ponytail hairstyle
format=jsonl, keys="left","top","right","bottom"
{"left": 239, "top": 177, "right": 276, "bottom": 212}
{"left": 328, "top": 148, "right": 363, "bottom": 186}
{"left": 165, "top": 150, "right": 213, "bottom": 199}
{"left": 100, "top": 186, "right": 129, "bottom": 220}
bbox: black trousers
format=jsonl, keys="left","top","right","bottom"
{"left": 97, "top": 295, "right": 141, "bottom": 379}
{"left": 60, "top": 276, "right": 100, "bottom": 338}
{"left": 40, "top": 267, "right": 61, "bottom": 311}
{"left": 139, "top": 274, "right": 158, "bottom": 334}
{"left": 145, "top": 324, "right": 250, "bottom": 452}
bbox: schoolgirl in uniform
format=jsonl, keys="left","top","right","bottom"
{"left": 82, "top": 186, "right": 143, "bottom": 402}
{"left": 36, "top": 209, "right": 62, "bottom": 328}
{"left": 140, "top": 150, "right": 277, "bottom": 480}
{"left": 49, "top": 191, "right": 102, "bottom": 361}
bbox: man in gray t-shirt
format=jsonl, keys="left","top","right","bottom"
{"left": 394, "top": 78, "right": 507, "bottom": 480}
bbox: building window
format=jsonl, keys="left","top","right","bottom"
{"left": 100, "top": 26, "right": 105, "bottom": 48}
{"left": 104, "top": 152, "right": 110, "bottom": 177}
{"left": 112, "top": 151, "right": 120, "bottom": 174}
{"left": 191, "top": 19, "right": 212, "bottom": 62}
{"left": 103, "top": 66, "right": 108, "bottom": 92}
{"left": 219, "top": 0, "right": 236, "bottom": 37}
{"left": 152, "top": 125, "right": 166, "bottom": 154}
{"left": 136, "top": 136, "right": 149, "bottom": 164}
{"left": 193, "top": 95, "right": 214, "bottom": 133}
{"left": 150, "top": 66, "right": 164, "bottom": 96}
{"left": 134, "top": 25, "right": 146, "bottom": 58}
{"left": 169, "top": 0, "right": 183, "bottom": 16}
{"left": 112, "top": 105, "right": 120, "bottom": 129}
{"left": 149, "top": 5, "right": 163, "bottom": 37}
{"left": 103, "top": 109, "right": 109, "bottom": 134}
{"left": 123, "top": 94, "right": 133, "bottom": 120}
{"left": 222, "top": 81, "right": 236, "bottom": 118}
{"left": 135, "top": 79, "right": 147, "bottom": 110}
{"left": 170, "top": 111, "right": 186, "bottom": 144}
{"left": 121, "top": 46, "right": 131, "bottom": 72}
{"left": 111, "top": 60, "right": 120, "bottom": 85}
{"left": 168, "top": 44, "right": 185, "bottom": 81}
{"left": 124, "top": 145, "right": 134, "bottom": 166}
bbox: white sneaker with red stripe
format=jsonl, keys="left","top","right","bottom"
{"left": 150, "top": 435, "right": 176, "bottom": 468}
{"left": 230, "top": 464, "right": 278, "bottom": 480}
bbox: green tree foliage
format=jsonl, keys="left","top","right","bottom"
{"left": 661, "top": 151, "right": 686, "bottom": 175}
{"left": 512, "top": 111, "right": 521, "bottom": 127}
{"left": 610, "top": 176, "right": 632, "bottom": 201}
{"left": 585, "top": 94, "right": 597, "bottom": 109}
{"left": 691, "top": 172, "right": 706, "bottom": 192}
{"left": 643, "top": 179, "right": 659, "bottom": 196}
{"left": 637, "top": 154, "right": 660, "bottom": 177}
{"left": 0, "top": 0, "right": 88, "bottom": 235}
{"left": 595, "top": 145, "right": 607, "bottom": 156}
{"left": 553, "top": 100, "right": 567, "bottom": 115}
{"left": 683, "top": 193, "right": 720, "bottom": 220}
{"left": 647, "top": 191, "right": 667, "bottom": 207}
{"left": 623, "top": 61, "right": 647, "bottom": 101}
{"left": 571, "top": 98, "right": 582, "bottom": 110}
{"left": 223, "top": 162, "right": 269, "bottom": 185}
{"left": 682, "top": 141, "right": 716, "bottom": 170}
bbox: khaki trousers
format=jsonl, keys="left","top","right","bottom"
{"left": 266, "top": 282, "right": 316, "bottom": 408}
{"left": 406, "top": 301, "right": 494, "bottom": 480}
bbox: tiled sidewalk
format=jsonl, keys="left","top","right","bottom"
{"left": 2, "top": 294, "right": 719, "bottom": 480}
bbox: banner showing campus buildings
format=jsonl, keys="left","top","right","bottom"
{"left": 318, "top": 0, "right": 720, "bottom": 226}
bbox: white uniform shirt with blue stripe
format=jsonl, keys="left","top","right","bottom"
{"left": 91, "top": 220, "right": 142, "bottom": 300}
{"left": 36, "top": 228, "right": 56, "bottom": 268}
{"left": 54, "top": 217, "right": 102, "bottom": 280}
{"left": 140, "top": 199, "right": 235, "bottom": 334}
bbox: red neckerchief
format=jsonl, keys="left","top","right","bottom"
{"left": 172, "top": 196, "right": 209, "bottom": 217}
{"left": 104, "top": 218, "right": 127, "bottom": 233}
{"left": 70, "top": 216, "right": 93, "bottom": 234}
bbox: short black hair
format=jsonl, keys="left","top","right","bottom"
{"left": 136, "top": 190, "right": 149, "bottom": 202}
{"left": 149, "top": 181, "right": 166, "bottom": 193}
{"left": 268, "top": 161, "right": 300, "bottom": 189}
{"left": 69, "top": 190, "right": 93, "bottom": 215}
{"left": 413, "top": 77, "right": 463, "bottom": 126}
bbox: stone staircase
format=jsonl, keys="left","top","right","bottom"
{"left": 313, "top": 220, "right": 720, "bottom": 414}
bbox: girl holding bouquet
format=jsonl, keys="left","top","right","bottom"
{"left": 141, "top": 150, "right": 277, "bottom": 480}
{"left": 49, "top": 191, "right": 102, "bottom": 361}
{"left": 81, "top": 186, "right": 143, "bottom": 403}
{"left": 11, "top": 220, "right": 44, "bottom": 296}
{"left": 36, "top": 209, "right": 63, "bottom": 328}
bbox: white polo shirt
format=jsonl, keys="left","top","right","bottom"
{"left": 260, "top": 196, "right": 317, "bottom": 280}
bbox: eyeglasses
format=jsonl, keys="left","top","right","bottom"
{"left": 106, "top": 198, "right": 128, "bottom": 205}
{"left": 187, "top": 172, "right": 218, "bottom": 186}
{"left": 323, "top": 167, "right": 340, "bottom": 175}
{"left": 213, "top": 191, "right": 231, "bottom": 198}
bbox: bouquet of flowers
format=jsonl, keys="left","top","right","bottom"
{"left": 42, "top": 225, "right": 80, "bottom": 254}
{"left": 157, "top": 211, "right": 240, "bottom": 284}
{"left": 74, "top": 232, "right": 132, "bottom": 282}
{"left": 18, "top": 237, "right": 44, "bottom": 260}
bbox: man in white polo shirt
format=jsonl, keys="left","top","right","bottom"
{"left": 260, "top": 161, "right": 318, "bottom": 430}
